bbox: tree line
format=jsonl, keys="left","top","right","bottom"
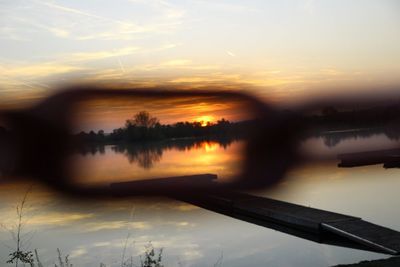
{"left": 76, "top": 111, "right": 249, "bottom": 144}
{"left": 307, "top": 103, "right": 400, "bottom": 132}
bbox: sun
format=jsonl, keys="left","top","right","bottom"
{"left": 196, "top": 115, "right": 214, "bottom": 127}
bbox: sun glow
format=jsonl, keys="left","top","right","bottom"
{"left": 196, "top": 115, "right": 214, "bottom": 127}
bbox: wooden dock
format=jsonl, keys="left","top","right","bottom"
{"left": 338, "top": 148, "right": 400, "bottom": 168}
{"left": 111, "top": 174, "right": 400, "bottom": 255}
{"left": 176, "top": 190, "right": 400, "bottom": 255}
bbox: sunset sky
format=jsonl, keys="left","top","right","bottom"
{"left": 75, "top": 95, "right": 249, "bottom": 132}
{"left": 1, "top": 0, "right": 399, "bottom": 108}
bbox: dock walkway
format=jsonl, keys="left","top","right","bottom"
{"left": 338, "top": 148, "right": 400, "bottom": 168}
{"left": 111, "top": 174, "right": 400, "bottom": 255}
{"left": 177, "top": 190, "right": 400, "bottom": 255}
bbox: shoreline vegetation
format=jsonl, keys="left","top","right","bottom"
{"left": 75, "top": 111, "right": 250, "bottom": 145}
{"left": 1, "top": 106, "right": 400, "bottom": 174}
{"left": 74, "top": 104, "right": 400, "bottom": 149}
{"left": 1, "top": 103, "right": 400, "bottom": 147}
{"left": 72, "top": 107, "right": 400, "bottom": 172}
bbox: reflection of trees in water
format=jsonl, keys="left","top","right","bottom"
{"left": 322, "top": 135, "right": 341, "bottom": 147}
{"left": 77, "top": 144, "right": 105, "bottom": 156}
{"left": 313, "top": 126, "right": 400, "bottom": 148}
{"left": 113, "top": 137, "right": 237, "bottom": 169}
{"left": 384, "top": 125, "right": 400, "bottom": 141}
{"left": 112, "top": 143, "right": 163, "bottom": 169}
{"left": 307, "top": 105, "right": 400, "bottom": 147}
{"left": 80, "top": 137, "right": 238, "bottom": 170}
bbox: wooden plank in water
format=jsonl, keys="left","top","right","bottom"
{"left": 338, "top": 148, "right": 400, "bottom": 167}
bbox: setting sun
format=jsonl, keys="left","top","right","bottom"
{"left": 196, "top": 115, "right": 214, "bottom": 127}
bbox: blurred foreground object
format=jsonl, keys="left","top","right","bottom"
{"left": 0, "top": 85, "right": 298, "bottom": 196}
{"left": 1, "top": 84, "right": 400, "bottom": 196}
{"left": 2, "top": 84, "right": 400, "bottom": 255}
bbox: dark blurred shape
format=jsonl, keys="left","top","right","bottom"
{"left": 339, "top": 148, "right": 400, "bottom": 168}
{"left": 0, "top": 124, "right": 16, "bottom": 178}
{"left": 0, "top": 85, "right": 292, "bottom": 196}
{"left": 1, "top": 84, "right": 400, "bottom": 197}
{"left": 111, "top": 174, "right": 218, "bottom": 196}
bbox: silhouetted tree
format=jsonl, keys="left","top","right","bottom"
{"left": 126, "top": 111, "right": 159, "bottom": 128}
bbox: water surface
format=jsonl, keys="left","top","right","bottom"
{"left": 1, "top": 132, "right": 400, "bottom": 266}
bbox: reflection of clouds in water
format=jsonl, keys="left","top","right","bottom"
{"left": 70, "top": 235, "right": 204, "bottom": 264}
{"left": 4, "top": 132, "right": 399, "bottom": 266}
{"left": 0, "top": 184, "right": 199, "bottom": 230}
{"left": 74, "top": 138, "right": 243, "bottom": 184}
{"left": 69, "top": 246, "right": 88, "bottom": 259}
{"left": 181, "top": 245, "right": 203, "bottom": 261}
{"left": 175, "top": 203, "right": 199, "bottom": 212}
{"left": 93, "top": 241, "right": 111, "bottom": 247}
{"left": 133, "top": 236, "right": 204, "bottom": 262}
{"left": 0, "top": 184, "right": 207, "bottom": 266}
{"left": 225, "top": 242, "right": 281, "bottom": 262}
{"left": 65, "top": 234, "right": 204, "bottom": 266}
{"left": 27, "top": 212, "right": 94, "bottom": 227}
{"left": 82, "top": 221, "right": 152, "bottom": 232}
{"left": 1, "top": 177, "right": 396, "bottom": 266}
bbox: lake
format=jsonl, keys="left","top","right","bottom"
{"left": 0, "top": 132, "right": 400, "bottom": 266}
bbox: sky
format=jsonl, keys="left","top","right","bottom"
{"left": 75, "top": 95, "right": 249, "bottom": 131}
{"left": 1, "top": 0, "right": 400, "bottom": 108}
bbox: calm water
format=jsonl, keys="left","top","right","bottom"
{"left": 72, "top": 138, "right": 245, "bottom": 185}
{"left": 1, "top": 133, "right": 400, "bottom": 266}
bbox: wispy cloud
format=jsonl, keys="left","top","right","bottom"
{"left": 0, "top": 26, "right": 29, "bottom": 41}
{"left": 226, "top": 51, "right": 236, "bottom": 57}
{"left": 65, "top": 46, "right": 141, "bottom": 62}
{"left": 160, "top": 59, "right": 192, "bottom": 66}
{"left": 0, "top": 43, "right": 180, "bottom": 83}
{"left": 35, "top": 0, "right": 114, "bottom": 21}
{"left": 0, "top": 62, "right": 83, "bottom": 79}
{"left": 1, "top": 0, "right": 185, "bottom": 42}
{"left": 29, "top": 0, "right": 185, "bottom": 40}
